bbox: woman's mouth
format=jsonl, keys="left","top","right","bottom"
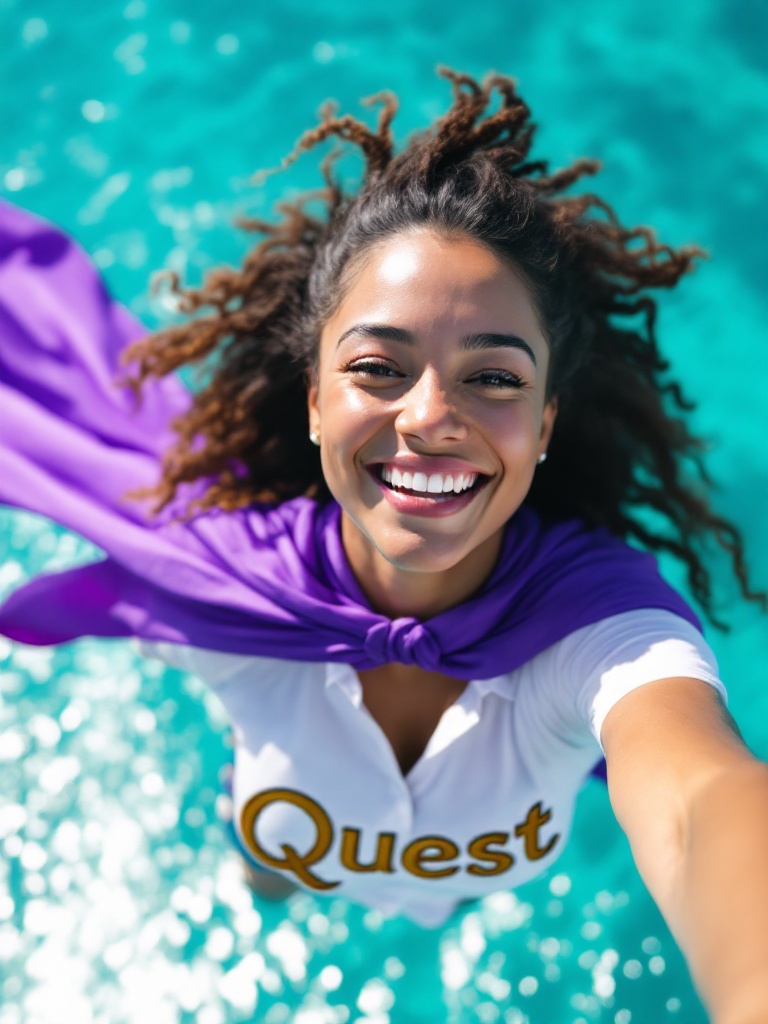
{"left": 368, "top": 463, "right": 491, "bottom": 516}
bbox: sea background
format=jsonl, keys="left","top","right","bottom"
{"left": 0, "top": 1, "right": 766, "bottom": 1022}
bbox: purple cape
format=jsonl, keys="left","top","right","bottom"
{"left": 0, "top": 199, "right": 700, "bottom": 684}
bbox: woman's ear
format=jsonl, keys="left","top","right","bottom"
{"left": 540, "top": 395, "right": 558, "bottom": 451}
{"left": 306, "top": 372, "right": 320, "bottom": 438}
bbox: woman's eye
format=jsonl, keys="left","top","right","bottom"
{"left": 345, "top": 360, "right": 402, "bottom": 379}
{"left": 469, "top": 370, "right": 525, "bottom": 389}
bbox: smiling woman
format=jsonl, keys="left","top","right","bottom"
{"left": 308, "top": 231, "right": 557, "bottom": 614}
{"left": 1, "top": 66, "right": 767, "bottom": 1019}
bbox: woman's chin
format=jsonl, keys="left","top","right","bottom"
{"left": 375, "top": 547, "right": 466, "bottom": 577}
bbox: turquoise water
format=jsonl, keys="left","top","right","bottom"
{"left": 1, "top": 1, "right": 766, "bottom": 1021}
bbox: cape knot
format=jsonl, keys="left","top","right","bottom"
{"left": 363, "top": 618, "right": 441, "bottom": 670}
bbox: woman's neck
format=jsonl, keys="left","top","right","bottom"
{"left": 340, "top": 514, "right": 503, "bottom": 620}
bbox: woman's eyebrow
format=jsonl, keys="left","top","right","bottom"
{"left": 463, "top": 332, "right": 537, "bottom": 365}
{"left": 336, "top": 324, "right": 411, "bottom": 348}
{"left": 336, "top": 323, "right": 537, "bottom": 365}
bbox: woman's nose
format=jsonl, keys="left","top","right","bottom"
{"left": 394, "top": 370, "right": 469, "bottom": 444}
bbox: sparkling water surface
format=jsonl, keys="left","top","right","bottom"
{"left": 1, "top": 1, "right": 766, "bottom": 1021}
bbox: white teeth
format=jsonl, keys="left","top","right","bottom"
{"left": 378, "top": 465, "right": 480, "bottom": 496}
{"left": 455, "top": 473, "right": 477, "bottom": 492}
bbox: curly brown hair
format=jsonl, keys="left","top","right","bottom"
{"left": 118, "top": 66, "right": 765, "bottom": 626}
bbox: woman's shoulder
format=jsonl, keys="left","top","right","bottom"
{"left": 529, "top": 607, "right": 725, "bottom": 751}
{"left": 134, "top": 638, "right": 330, "bottom": 688}
{"left": 134, "top": 639, "right": 267, "bottom": 685}
{"left": 559, "top": 605, "right": 709, "bottom": 645}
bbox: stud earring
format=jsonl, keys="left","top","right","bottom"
{"left": 537, "top": 452, "right": 547, "bottom": 465}
{"left": 309, "top": 430, "right": 321, "bottom": 446}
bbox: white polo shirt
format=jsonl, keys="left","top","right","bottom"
{"left": 137, "top": 609, "right": 723, "bottom": 927}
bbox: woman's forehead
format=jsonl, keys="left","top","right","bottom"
{"left": 322, "top": 231, "right": 545, "bottom": 346}
{"left": 359, "top": 230, "right": 514, "bottom": 286}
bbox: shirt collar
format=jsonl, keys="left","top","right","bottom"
{"left": 324, "top": 663, "right": 519, "bottom": 705}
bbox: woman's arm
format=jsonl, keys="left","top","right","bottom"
{"left": 601, "top": 677, "right": 768, "bottom": 1024}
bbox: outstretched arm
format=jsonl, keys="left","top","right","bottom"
{"left": 602, "top": 677, "right": 768, "bottom": 1024}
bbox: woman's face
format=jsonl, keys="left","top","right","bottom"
{"left": 308, "top": 230, "right": 557, "bottom": 587}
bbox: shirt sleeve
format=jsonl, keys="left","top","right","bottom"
{"left": 560, "top": 609, "right": 725, "bottom": 753}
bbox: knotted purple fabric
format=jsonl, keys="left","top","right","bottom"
{"left": 0, "top": 200, "right": 701, "bottom": 682}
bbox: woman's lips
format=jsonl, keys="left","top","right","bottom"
{"left": 367, "top": 465, "right": 490, "bottom": 518}
{"left": 371, "top": 456, "right": 488, "bottom": 478}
